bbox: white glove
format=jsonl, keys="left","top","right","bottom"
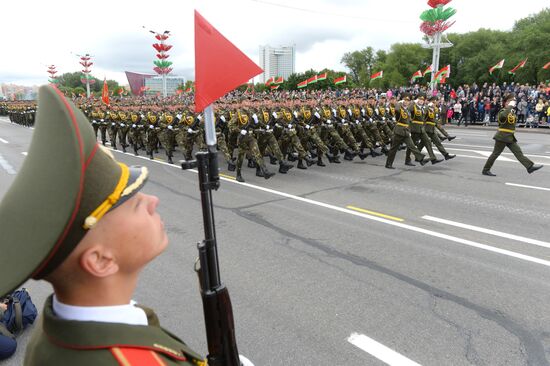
{"left": 132, "top": 124, "right": 136, "bottom": 128}
{"left": 92, "top": 120, "right": 96, "bottom": 123}
{"left": 149, "top": 125, "right": 154, "bottom": 129}
{"left": 272, "top": 112, "right": 278, "bottom": 119}
{"left": 187, "top": 128, "right": 194, "bottom": 133}
{"left": 382, "top": 117, "right": 386, "bottom": 122}
{"left": 100, "top": 119, "right": 104, "bottom": 122}
{"left": 140, "top": 114, "right": 145, "bottom": 118}
{"left": 197, "top": 115, "right": 203, "bottom": 121}
{"left": 347, "top": 108, "right": 352, "bottom": 116}
{"left": 341, "top": 119, "right": 346, "bottom": 123}
{"left": 314, "top": 112, "right": 320, "bottom": 119}
{"left": 293, "top": 111, "right": 298, "bottom": 118}
{"left": 168, "top": 125, "right": 173, "bottom": 130}
{"left": 305, "top": 124, "right": 311, "bottom": 129}
{"left": 287, "top": 124, "right": 293, "bottom": 129}
{"left": 369, "top": 118, "right": 373, "bottom": 123}
{"left": 176, "top": 113, "right": 182, "bottom": 119}
{"left": 392, "top": 117, "right": 397, "bottom": 122}
{"left": 252, "top": 114, "right": 258, "bottom": 124}
{"left": 120, "top": 123, "right": 125, "bottom": 127}
{"left": 326, "top": 119, "right": 332, "bottom": 124}
{"left": 240, "top": 129, "right": 247, "bottom": 135}
{"left": 112, "top": 123, "right": 116, "bottom": 126}
{"left": 361, "top": 108, "right": 366, "bottom": 115}
{"left": 220, "top": 115, "right": 226, "bottom": 122}
{"left": 356, "top": 120, "right": 360, "bottom": 124}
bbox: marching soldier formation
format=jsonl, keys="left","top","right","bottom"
{"left": 69, "top": 93, "right": 458, "bottom": 182}
{"left": 4, "top": 91, "right": 543, "bottom": 179}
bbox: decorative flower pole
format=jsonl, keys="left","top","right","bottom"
{"left": 47, "top": 65, "right": 59, "bottom": 84}
{"left": 420, "top": 0, "right": 456, "bottom": 91}
{"left": 78, "top": 54, "right": 95, "bottom": 98}
{"left": 146, "top": 29, "right": 172, "bottom": 98}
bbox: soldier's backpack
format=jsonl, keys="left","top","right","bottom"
{"left": 0, "top": 288, "right": 38, "bottom": 339}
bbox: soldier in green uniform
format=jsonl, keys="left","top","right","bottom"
{"left": 146, "top": 109, "right": 160, "bottom": 160}
{"left": 417, "top": 96, "right": 455, "bottom": 161}
{"left": 482, "top": 93, "right": 543, "bottom": 176}
{"left": 405, "top": 93, "right": 442, "bottom": 166}
{"left": 158, "top": 110, "right": 177, "bottom": 164}
{"left": 385, "top": 93, "right": 429, "bottom": 169}
{"left": 128, "top": 109, "right": 145, "bottom": 156}
{"left": 98, "top": 108, "right": 108, "bottom": 146}
{"left": 117, "top": 108, "right": 130, "bottom": 153}
{"left": 107, "top": 108, "right": 119, "bottom": 150}
{"left": 0, "top": 85, "right": 204, "bottom": 365}
{"left": 277, "top": 105, "right": 314, "bottom": 169}
{"left": 254, "top": 102, "right": 293, "bottom": 173}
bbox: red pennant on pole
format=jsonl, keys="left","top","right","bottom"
{"left": 194, "top": 10, "right": 263, "bottom": 112}
{"left": 101, "top": 78, "right": 110, "bottom": 106}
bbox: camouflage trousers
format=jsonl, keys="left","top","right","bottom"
{"left": 279, "top": 130, "right": 307, "bottom": 159}
{"left": 321, "top": 125, "right": 349, "bottom": 152}
{"left": 108, "top": 124, "right": 118, "bottom": 146}
{"left": 159, "top": 130, "right": 176, "bottom": 156}
{"left": 176, "top": 130, "right": 206, "bottom": 160}
{"left": 350, "top": 122, "right": 374, "bottom": 149}
{"left": 337, "top": 124, "right": 360, "bottom": 152}
{"left": 377, "top": 121, "right": 393, "bottom": 144}
{"left": 146, "top": 129, "right": 159, "bottom": 154}
{"left": 257, "top": 131, "right": 284, "bottom": 162}
{"left": 216, "top": 132, "right": 232, "bottom": 162}
{"left": 99, "top": 125, "right": 108, "bottom": 144}
{"left": 301, "top": 128, "right": 329, "bottom": 155}
{"left": 236, "top": 133, "right": 265, "bottom": 169}
{"left": 128, "top": 128, "right": 145, "bottom": 152}
{"left": 363, "top": 121, "right": 384, "bottom": 146}
{"left": 118, "top": 125, "right": 129, "bottom": 148}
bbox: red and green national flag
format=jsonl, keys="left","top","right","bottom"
{"left": 270, "top": 85, "right": 280, "bottom": 90}
{"left": 307, "top": 75, "right": 318, "bottom": 84}
{"left": 317, "top": 73, "right": 327, "bottom": 81}
{"left": 434, "top": 65, "right": 450, "bottom": 82}
{"left": 334, "top": 75, "right": 347, "bottom": 85}
{"left": 422, "top": 64, "right": 433, "bottom": 76}
{"left": 274, "top": 76, "right": 284, "bottom": 84}
{"left": 489, "top": 59, "right": 505, "bottom": 75}
{"left": 410, "top": 70, "right": 423, "bottom": 83}
{"left": 543, "top": 61, "right": 550, "bottom": 70}
{"left": 508, "top": 58, "right": 527, "bottom": 74}
{"left": 265, "top": 77, "right": 274, "bottom": 86}
{"left": 297, "top": 80, "right": 308, "bottom": 88}
{"left": 370, "top": 71, "right": 383, "bottom": 80}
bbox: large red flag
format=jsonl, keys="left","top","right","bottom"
{"left": 101, "top": 78, "right": 110, "bottom": 105}
{"left": 194, "top": 10, "right": 263, "bottom": 112}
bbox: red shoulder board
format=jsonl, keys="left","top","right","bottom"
{"left": 111, "top": 347, "right": 182, "bottom": 366}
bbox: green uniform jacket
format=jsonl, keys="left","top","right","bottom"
{"left": 493, "top": 106, "right": 517, "bottom": 143}
{"left": 393, "top": 104, "right": 411, "bottom": 137}
{"left": 25, "top": 296, "right": 203, "bottom": 366}
{"left": 408, "top": 103, "right": 425, "bottom": 134}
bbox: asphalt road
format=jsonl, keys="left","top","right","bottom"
{"left": 1, "top": 116, "right": 550, "bottom": 365}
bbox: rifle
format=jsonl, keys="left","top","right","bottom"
{"left": 181, "top": 105, "right": 246, "bottom": 366}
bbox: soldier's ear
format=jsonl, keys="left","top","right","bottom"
{"left": 79, "top": 245, "right": 119, "bottom": 278}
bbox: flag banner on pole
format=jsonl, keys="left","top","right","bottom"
{"left": 422, "top": 64, "right": 433, "bottom": 76}
{"left": 489, "top": 59, "right": 505, "bottom": 75}
{"left": 334, "top": 75, "right": 347, "bottom": 85}
{"left": 410, "top": 70, "right": 423, "bottom": 83}
{"left": 270, "top": 85, "right": 280, "bottom": 90}
{"left": 316, "top": 73, "right": 327, "bottom": 81}
{"left": 101, "top": 78, "right": 110, "bottom": 105}
{"left": 434, "top": 65, "right": 450, "bottom": 82}
{"left": 297, "top": 80, "right": 308, "bottom": 88}
{"left": 194, "top": 10, "right": 263, "bottom": 112}
{"left": 370, "top": 71, "right": 383, "bottom": 80}
{"left": 306, "top": 75, "right": 318, "bottom": 84}
{"left": 542, "top": 61, "right": 550, "bottom": 70}
{"left": 508, "top": 58, "right": 528, "bottom": 74}
{"left": 274, "top": 76, "right": 284, "bottom": 84}
{"left": 265, "top": 77, "right": 274, "bottom": 86}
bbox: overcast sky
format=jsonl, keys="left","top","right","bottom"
{"left": 1, "top": 0, "right": 548, "bottom": 86}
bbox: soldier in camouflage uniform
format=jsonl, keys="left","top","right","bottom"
{"left": 296, "top": 102, "right": 331, "bottom": 166}
{"left": 145, "top": 109, "right": 160, "bottom": 160}
{"left": 214, "top": 109, "right": 236, "bottom": 171}
{"left": 128, "top": 108, "right": 146, "bottom": 156}
{"left": 117, "top": 108, "right": 130, "bottom": 153}
{"left": 232, "top": 108, "right": 275, "bottom": 182}
{"left": 158, "top": 109, "right": 177, "bottom": 164}
{"left": 277, "top": 104, "right": 315, "bottom": 169}
{"left": 107, "top": 108, "right": 119, "bottom": 150}
{"left": 98, "top": 108, "right": 108, "bottom": 146}
{"left": 254, "top": 102, "right": 293, "bottom": 173}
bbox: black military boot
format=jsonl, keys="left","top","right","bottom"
{"left": 167, "top": 154, "right": 174, "bottom": 164}
{"left": 527, "top": 164, "right": 543, "bottom": 174}
{"left": 247, "top": 159, "right": 256, "bottom": 168}
{"left": 112, "top": 142, "right": 117, "bottom": 150}
{"left": 227, "top": 159, "right": 236, "bottom": 171}
{"left": 370, "top": 148, "right": 382, "bottom": 157}
{"left": 358, "top": 151, "right": 368, "bottom": 160}
{"left": 133, "top": 145, "right": 139, "bottom": 156}
{"left": 236, "top": 168, "right": 245, "bottom": 182}
{"left": 261, "top": 166, "right": 275, "bottom": 179}
{"left": 297, "top": 159, "right": 307, "bottom": 169}
{"left": 405, "top": 161, "right": 416, "bottom": 166}
{"left": 305, "top": 156, "right": 315, "bottom": 166}
{"left": 448, "top": 136, "right": 456, "bottom": 141}
{"left": 482, "top": 170, "right": 496, "bottom": 176}
{"left": 444, "top": 154, "right": 456, "bottom": 160}
{"left": 269, "top": 155, "right": 277, "bottom": 165}
{"left": 317, "top": 155, "right": 326, "bottom": 167}
{"left": 332, "top": 154, "right": 341, "bottom": 163}
{"left": 287, "top": 153, "right": 298, "bottom": 162}
{"left": 102, "top": 139, "right": 106, "bottom": 146}
{"left": 279, "top": 162, "right": 290, "bottom": 174}
{"left": 431, "top": 158, "right": 444, "bottom": 165}
{"left": 256, "top": 166, "right": 265, "bottom": 177}
{"left": 149, "top": 151, "right": 154, "bottom": 160}
{"left": 122, "top": 144, "right": 126, "bottom": 153}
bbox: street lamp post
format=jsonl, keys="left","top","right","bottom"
{"left": 144, "top": 27, "right": 173, "bottom": 98}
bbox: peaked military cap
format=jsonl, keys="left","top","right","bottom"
{"left": 503, "top": 93, "right": 516, "bottom": 104}
{"left": 0, "top": 85, "right": 149, "bottom": 296}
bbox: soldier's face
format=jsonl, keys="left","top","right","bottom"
{"left": 86, "top": 192, "right": 168, "bottom": 273}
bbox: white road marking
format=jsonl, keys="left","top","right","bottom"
{"left": 0, "top": 138, "right": 8, "bottom": 144}
{"left": 449, "top": 144, "right": 550, "bottom": 159}
{"left": 446, "top": 148, "right": 515, "bottom": 162}
{"left": 21, "top": 152, "right": 28, "bottom": 156}
{"left": 0, "top": 154, "right": 16, "bottom": 175}
{"left": 348, "top": 333, "right": 422, "bottom": 366}
{"left": 422, "top": 215, "right": 550, "bottom": 250}
{"left": 107, "top": 148, "right": 550, "bottom": 268}
{"left": 505, "top": 183, "right": 550, "bottom": 192}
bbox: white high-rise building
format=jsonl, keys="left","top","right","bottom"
{"left": 259, "top": 45, "right": 295, "bottom": 84}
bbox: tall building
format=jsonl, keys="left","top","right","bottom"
{"left": 259, "top": 45, "right": 295, "bottom": 84}
{"left": 144, "top": 76, "right": 186, "bottom": 96}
